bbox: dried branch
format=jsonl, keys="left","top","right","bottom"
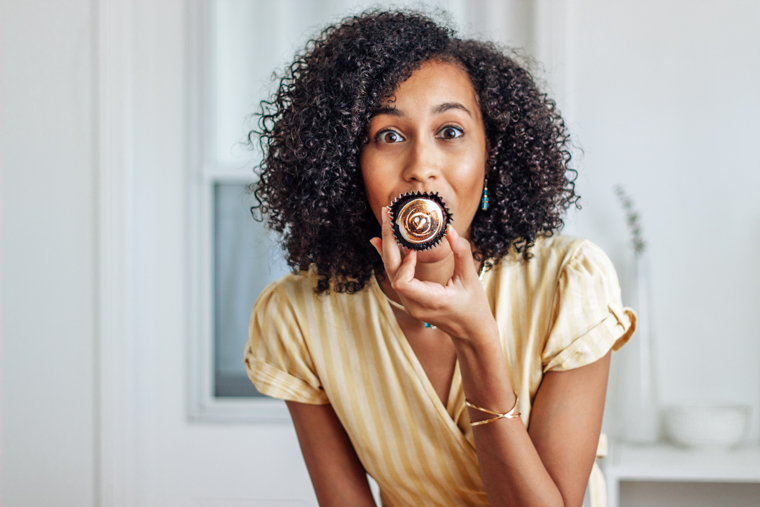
{"left": 614, "top": 185, "right": 646, "bottom": 256}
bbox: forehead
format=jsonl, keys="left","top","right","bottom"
{"left": 382, "top": 60, "right": 480, "bottom": 112}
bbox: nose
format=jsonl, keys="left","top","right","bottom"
{"left": 402, "top": 137, "right": 440, "bottom": 184}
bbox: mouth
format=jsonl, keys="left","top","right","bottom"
{"left": 388, "top": 191, "right": 453, "bottom": 251}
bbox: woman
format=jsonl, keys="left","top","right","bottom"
{"left": 245, "top": 10, "right": 635, "bottom": 507}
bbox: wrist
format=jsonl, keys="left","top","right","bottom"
{"left": 466, "top": 391, "right": 521, "bottom": 426}
{"left": 448, "top": 313, "right": 499, "bottom": 346}
{"left": 453, "top": 321, "right": 516, "bottom": 417}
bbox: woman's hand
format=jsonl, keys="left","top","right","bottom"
{"left": 370, "top": 207, "right": 495, "bottom": 341}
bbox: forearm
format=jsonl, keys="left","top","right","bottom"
{"left": 452, "top": 322, "right": 565, "bottom": 507}
{"left": 287, "top": 401, "right": 378, "bottom": 507}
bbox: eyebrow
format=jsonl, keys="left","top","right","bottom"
{"left": 432, "top": 102, "right": 472, "bottom": 116}
{"left": 372, "top": 102, "right": 472, "bottom": 118}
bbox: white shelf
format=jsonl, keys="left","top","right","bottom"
{"left": 603, "top": 441, "right": 760, "bottom": 507}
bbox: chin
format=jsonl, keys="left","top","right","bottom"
{"left": 405, "top": 239, "right": 452, "bottom": 264}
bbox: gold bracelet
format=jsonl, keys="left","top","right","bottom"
{"left": 465, "top": 392, "right": 520, "bottom": 426}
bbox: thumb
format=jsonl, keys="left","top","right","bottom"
{"left": 369, "top": 237, "right": 382, "bottom": 257}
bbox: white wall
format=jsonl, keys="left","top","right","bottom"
{"left": 562, "top": 3, "right": 760, "bottom": 504}
{"left": 620, "top": 481, "right": 760, "bottom": 507}
{"left": 565, "top": 0, "right": 760, "bottom": 441}
{"left": 0, "top": 1, "right": 96, "bottom": 506}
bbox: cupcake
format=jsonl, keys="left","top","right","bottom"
{"left": 388, "top": 191, "right": 453, "bottom": 251}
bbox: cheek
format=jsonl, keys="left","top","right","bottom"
{"left": 453, "top": 156, "right": 487, "bottom": 229}
{"left": 361, "top": 151, "right": 394, "bottom": 192}
{"left": 460, "top": 156, "right": 487, "bottom": 201}
{"left": 359, "top": 155, "right": 384, "bottom": 219}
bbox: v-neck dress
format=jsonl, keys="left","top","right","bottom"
{"left": 245, "top": 235, "right": 636, "bottom": 506}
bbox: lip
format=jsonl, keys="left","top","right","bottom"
{"left": 387, "top": 189, "right": 453, "bottom": 209}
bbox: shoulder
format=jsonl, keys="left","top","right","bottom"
{"left": 246, "top": 270, "right": 333, "bottom": 405}
{"left": 541, "top": 236, "right": 620, "bottom": 289}
{"left": 533, "top": 235, "right": 621, "bottom": 302}
{"left": 539, "top": 236, "right": 635, "bottom": 371}
{"left": 252, "top": 270, "right": 318, "bottom": 320}
{"left": 485, "top": 235, "right": 623, "bottom": 328}
{"left": 489, "top": 234, "right": 610, "bottom": 283}
{"left": 531, "top": 234, "right": 608, "bottom": 268}
{"left": 262, "top": 270, "right": 315, "bottom": 293}
{"left": 255, "top": 270, "right": 319, "bottom": 302}
{"left": 253, "top": 269, "right": 378, "bottom": 321}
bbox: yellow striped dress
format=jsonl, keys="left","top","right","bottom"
{"left": 245, "top": 235, "right": 636, "bottom": 506}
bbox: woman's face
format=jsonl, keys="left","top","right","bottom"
{"left": 360, "top": 59, "right": 488, "bottom": 262}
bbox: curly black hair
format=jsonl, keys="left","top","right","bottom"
{"left": 250, "top": 9, "right": 578, "bottom": 294}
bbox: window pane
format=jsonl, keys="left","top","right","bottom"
{"left": 212, "top": 0, "right": 467, "bottom": 167}
{"left": 214, "top": 183, "right": 289, "bottom": 397}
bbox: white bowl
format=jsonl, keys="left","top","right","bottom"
{"left": 664, "top": 403, "right": 749, "bottom": 449}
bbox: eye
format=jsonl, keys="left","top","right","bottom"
{"left": 438, "top": 126, "right": 463, "bottom": 140}
{"left": 376, "top": 129, "right": 405, "bottom": 144}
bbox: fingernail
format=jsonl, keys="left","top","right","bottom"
{"left": 382, "top": 207, "right": 388, "bottom": 224}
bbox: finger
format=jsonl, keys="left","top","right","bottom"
{"left": 446, "top": 226, "right": 477, "bottom": 282}
{"left": 369, "top": 237, "right": 382, "bottom": 257}
{"left": 393, "top": 249, "right": 452, "bottom": 305}
{"left": 380, "top": 207, "right": 403, "bottom": 276}
{"left": 394, "top": 248, "right": 417, "bottom": 285}
{"left": 396, "top": 275, "right": 450, "bottom": 310}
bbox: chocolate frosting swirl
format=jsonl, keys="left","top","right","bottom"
{"left": 388, "top": 191, "right": 453, "bottom": 251}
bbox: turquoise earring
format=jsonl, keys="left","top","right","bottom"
{"left": 480, "top": 177, "right": 490, "bottom": 210}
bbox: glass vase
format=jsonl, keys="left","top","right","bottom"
{"left": 618, "top": 252, "right": 660, "bottom": 443}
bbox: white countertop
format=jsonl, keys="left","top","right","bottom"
{"left": 604, "top": 441, "right": 760, "bottom": 482}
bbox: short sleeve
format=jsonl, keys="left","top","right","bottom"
{"left": 542, "top": 241, "right": 636, "bottom": 372}
{"left": 244, "top": 278, "right": 329, "bottom": 404}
